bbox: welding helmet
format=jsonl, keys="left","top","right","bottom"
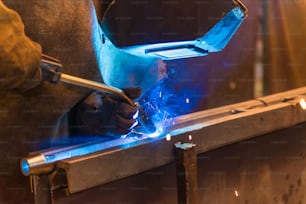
{"left": 101, "top": 0, "right": 247, "bottom": 60}
{"left": 97, "top": 0, "right": 247, "bottom": 92}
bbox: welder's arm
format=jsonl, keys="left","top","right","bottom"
{"left": 0, "top": 1, "right": 42, "bottom": 91}
{"left": 69, "top": 87, "right": 141, "bottom": 137}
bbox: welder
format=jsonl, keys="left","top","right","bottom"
{"left": 0, "top": 0, "right": 250, "bottom": 203}
{"left": 0, "top": 0, "right": 168, "bottom": 203}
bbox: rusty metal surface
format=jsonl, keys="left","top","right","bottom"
{"left": 175, "top": 143, "right": 198, "bottom": 204}
{"left": 54, "top": 87, "right": 306, "bottom": 194}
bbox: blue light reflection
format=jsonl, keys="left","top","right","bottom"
{"left": 43, "top": 136, "right": 139, "bottom": 164}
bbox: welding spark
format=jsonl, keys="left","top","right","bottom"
{"left": 300, "top": 98, "right": 306, "bottom": 110}
{"left": 166, "top": 134, "right": 171, "bottom": 141}
{"left": 134, "top": 64, "right": 198, "bottom": 140}
{"left": 234, "top": 190, "right": 239, "bottom": 197}
{"left": 136, "top": 77, "right": 176, "bottom": 136}
{"left": 188, "top": 134, "right": 192, "bottom": 141}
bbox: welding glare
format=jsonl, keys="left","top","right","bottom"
{"left": 234, "top": 190, "right": 239, "bottom": 197}
{"left": 136, "top": 69, "right": 187, "bottom": 137}
{"left": 299, "top": 98, "right": 306, "bottom": 110}
{"left": 133, "top": 110, "right": 139, "bottom": 119}
{"left": 146, "top": 129, "right": 162, "bottom": 138}
{"left": 130, "top": 120, "right": 139, "bottom": 129}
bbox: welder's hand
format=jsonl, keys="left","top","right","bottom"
{"left": 72, "top": 87, "right": 141, "bottom": 137}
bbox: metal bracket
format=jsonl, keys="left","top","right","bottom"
{"left": 175, "top": 143, "right": 198, "bottom": 204}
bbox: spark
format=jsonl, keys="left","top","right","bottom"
{"left": 188, "top": 134, "right": 192, "bottom": 141}
{"left": 166, "top": 134, "right": 171, "bottom": 141}
{"left": 234, "top": 190, "right": 239, "bottom": 197}
{"left": 300, "top": 98, "right": 306, "bottom": 110}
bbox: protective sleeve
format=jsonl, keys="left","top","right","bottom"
{"left": 0, "top": 0, "right": 42, "bottom": 91}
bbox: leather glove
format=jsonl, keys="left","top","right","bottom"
{"left": 70, "top": 87, "right": 141, "bottom": 137}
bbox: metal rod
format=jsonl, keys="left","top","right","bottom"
{"left": 21, "top": 137, "right": 138, "bottom": 176}
{"left": 60, "top": 73, "right": 135, "bottom": 106}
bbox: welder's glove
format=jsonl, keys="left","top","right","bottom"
{"left": 71, "top": 87, "right": 141, "bottom": 137}
{"left": 0, "top": 1, "right": 42, "bottom": 91}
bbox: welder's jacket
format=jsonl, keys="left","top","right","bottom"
{"left": 0, "top": 1, "right": 102, "bottom": 203}
{"left": 0, "top": 1, "right": 42, "bottom": 90}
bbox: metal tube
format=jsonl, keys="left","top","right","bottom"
{"left": 60, "top": 73, "right": 135, "bottom": 106}
{"left": 20, "top": 137, "right": 140, "bottom": 176}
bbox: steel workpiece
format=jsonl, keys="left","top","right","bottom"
{"left": 21, "top": 86, "right": 306, "bottom": 194}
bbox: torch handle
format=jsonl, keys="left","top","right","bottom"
{"left": 60, "top": 73, "right": 135, "bottom": 106}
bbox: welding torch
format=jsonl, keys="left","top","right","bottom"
{"left": 19, "top": 55, "right": 157, "bottom": 176}
{"left": 40, "top": 54, "right": 156, "bottom": 134}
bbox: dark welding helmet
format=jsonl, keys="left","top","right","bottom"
{"left": 100, "top": 0, "right": 247, "bottom": 60}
